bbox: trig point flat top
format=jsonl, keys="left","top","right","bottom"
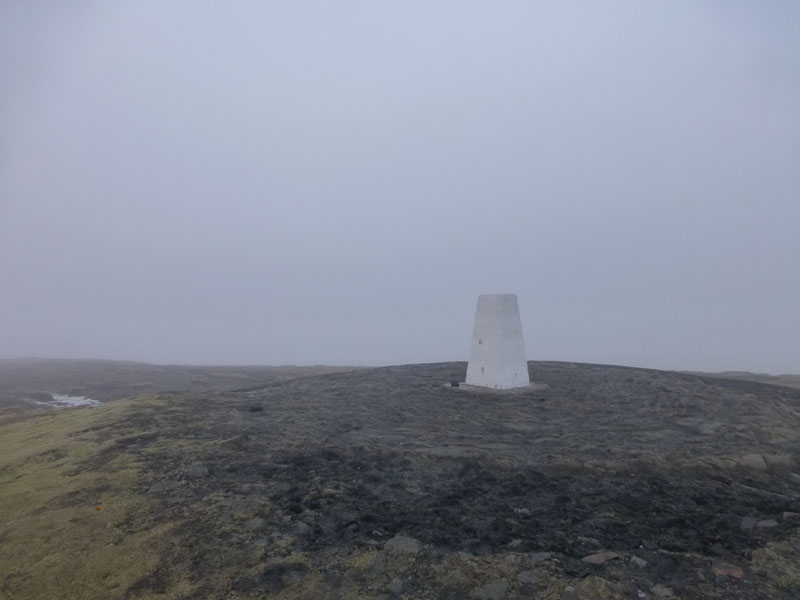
{"left": 465, "top": 294, "right": 531, "bottom": 390}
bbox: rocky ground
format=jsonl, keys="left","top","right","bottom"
{"left": 1, "top": 360, "right": 799, "bottom": 599}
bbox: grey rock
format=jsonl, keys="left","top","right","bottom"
{"left": 581, "top": 551, "right": 618, "bottom": 564}
{"left": 783, "top": 511, "right": 800, "bottom": 522}
{"left": 563, "top": 585, "right": 577, "bottom": 600}
{"left": 294, "top": 520, "right": 311, "bottom": 536}
{"left": 473, "top": 578, "right": 509, "bottom": 600}
{"left": 384, "top": 535, "right": 421, "bottom": 554}
{"left": 529, "top": 551, "right": 552, "bottom": 562}
{"left": 440, "top": 569, "right": 470, "bottom": 588}
{"left": 651, "top": 584, "right": 674, "bottom": 597}
{"left": 711, "top": 561, "right": 744, "bottom": 578}
{"left": 763, "top": 454, "right": 793, "bottom": 470}
{"left": 739, "top": 454, "right": 768, "bottom": 471}
{"left": 756, "top": 519, "right": 778, "bottom": 528}
{"left": 630, "top": 555, "right": 648, "bottom": 568}
{"left": 740, "top": 516, "right": 758, "bottom": 530}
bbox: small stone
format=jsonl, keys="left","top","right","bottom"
{"left": 581, "top": 551, "right": 618, "bottom": 564}
{"left": 387, "top": 578, "right": 403, "bottom": 594}
{"left": 630, "top": 555, "right": 648, "bottom": 568}
{"left": 756, "top": 519, "right": 778, "bottom": 528}
{"left": 740, "top": 516, "right": 758, "bottom": 530}
{"left": 473, "top": 578, "right": 509, "bottom": 600}
{"left": 650, "top": 584, "right": 674, "bottom": 597}
{"left": 529, "top": 551, "right": 552, "bottom": 562}
{"left": 783, "top": 511, "right": 800, "bottom": 522}
{"left": 294, "top": 520, "right": 311, "bottom": 536}
{"left": 708, "top": 457, "right": 736, "bottom": 470}
{"left": 763, "top": 454, "right": 793, "bottom": 469}
{"left": 384, "top": 535, "right": 421, "bottom": 554}
{"left": 439, "top": 569, "right": 470, "bottom": 588}
{"left": 711, "top": 561, "right": 744, "bottom": 578}
{"left": 450, "top": 380, "right": 460, "bottom": 387}
{"left": 562, "top": 585, "right": 577, "bottom": 600}
{"left": 739, "top": 454, "right": 768, "bottom": 471}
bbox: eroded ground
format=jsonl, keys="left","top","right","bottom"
{"left": 1, "top": 361, "right": 799, "bottom": 599}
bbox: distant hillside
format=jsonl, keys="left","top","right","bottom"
{"left": 0, "top": 358, "right": 354, "bottom": 421}
{"left": 692, "top": 370, "right": 800, "bottom": 390}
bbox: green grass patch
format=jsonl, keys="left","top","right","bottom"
{"left": 0, "top": 397, "right": 194, "bottom": 599}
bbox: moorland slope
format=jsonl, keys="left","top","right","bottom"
{"left": 1, "top": 360, "right": 799, "bottom": 599}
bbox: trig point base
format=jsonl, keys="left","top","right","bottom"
{"left": 464, "top": 294, "right": 531, "bottom": 390}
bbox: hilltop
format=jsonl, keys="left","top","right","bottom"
{"left": 1, "top": 360, "right": 799, "bottom": 599}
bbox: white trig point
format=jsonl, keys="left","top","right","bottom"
{"left": 465, "top": 294, "right": 531, "bottom": 389}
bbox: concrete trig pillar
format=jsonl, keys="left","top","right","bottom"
{"left": 465, "top": 294, "right": 531, "bottom": 389}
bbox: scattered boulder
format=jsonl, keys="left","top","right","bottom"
{"left": 650, "top": 583, "right": 674, "bottom": 598}
{"left": 739, "top": 454, "right": 768, "bottom": 471}
{"left": 711, "top": 561, "right": 744, "bottom": 578}
{"left": 740, "top": 516, "right": 758, "bottom": 530}
{"left": 472, "top": 578, "right": 509, "bottom": 600}
{"left": 439, "top": 569, "right": 471, "bottom": 589}
{"left": 384, "top": 535, "right": 421, "bottom": 554}
{"left": 529, "top": 551, "right": 551, "bottom": 563}
{"left": 782, "top": 511, "right": 800, "bottom": 523}
{"left": 763, "top": 454, "right": 792, "bottom": 469}
{"left": 581, "top": 551, "right": 618, "bottom": 565}
{"left": 756, "top": 519, "right": 778, "bottom": 528}
{"left": 294, "top": 520, "right": 311, "bottom": 536}
{"left": 630, "top": 556, "right": 648, "bottom": 568}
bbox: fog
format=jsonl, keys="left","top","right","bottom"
{"left": 1, "top": 2, "right": 798, "bottom": 372}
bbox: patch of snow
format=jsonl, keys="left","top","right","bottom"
{"left": 24, "top": 394, "right": 101, "bottom": 408}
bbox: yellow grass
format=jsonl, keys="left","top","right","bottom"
{"left": 0, "top": 398, "right": 194, "bottom": 600}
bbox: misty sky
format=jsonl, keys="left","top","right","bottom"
{"left": 1, "top": 2, "right": 798, "bottom": 372}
